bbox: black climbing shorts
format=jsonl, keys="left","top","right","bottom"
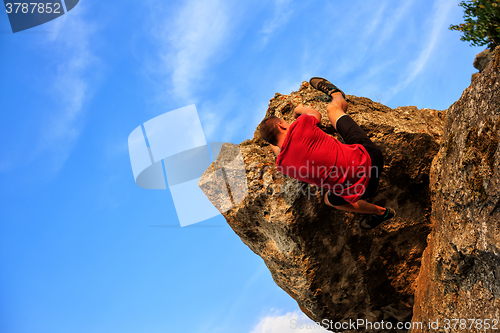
{"left": 326, "top": 115, "right": 384, "bottom": 206}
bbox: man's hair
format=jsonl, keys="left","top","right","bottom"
{"left": 259, "top": 116, "right": 282, "bottom": 146}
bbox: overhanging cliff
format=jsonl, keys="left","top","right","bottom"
{"left": 199, "top": 81, "right": 445, "bottom": 328}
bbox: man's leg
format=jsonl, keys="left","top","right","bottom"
{"left": 310, "top": 77, "right": 395, "bottom": 227}
{"left": 326, "top": 92, "right": 348, "bottom": 130}
{"left": 324, "top": 192, "right": 386, "bottom": 215}
{"left": 323, "top": 93, "right": 387, "bottom": 216}
{"left": 323, "top": 192, "right": 385, "bottom": 215}
{"left": 323, "top": 95, "right": 386, "bottom": 217}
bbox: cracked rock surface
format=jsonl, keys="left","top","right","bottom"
{"left": 412, "top": 47, "right": 500, "bottom": 333}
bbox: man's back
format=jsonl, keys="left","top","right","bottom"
{"left": 276, "top": 114, "right": 371, "bottom": 203}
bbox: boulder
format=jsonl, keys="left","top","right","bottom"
{"left": 199, "top": 82, "right": 445, "bottom": 330}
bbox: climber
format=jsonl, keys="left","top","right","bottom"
{"left": 259, "top": 77, "right": 395, "bottom": 229}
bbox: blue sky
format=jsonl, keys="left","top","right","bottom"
{"left": 0, "top": 0, "right": 484, "bottom": 332}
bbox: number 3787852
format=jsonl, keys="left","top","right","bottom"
{"left": 5, "top": 3, "right": 62, "bottom": 14}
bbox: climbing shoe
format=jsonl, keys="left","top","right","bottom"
{"left": 360, "top": 207, "right": 396, "bottom": 229}
{"left": 309, "top": 77, "right": 345, "bottom": 99}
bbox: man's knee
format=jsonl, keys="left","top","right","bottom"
{"left": 324, "top": 191, "right": 333, "bottom": 206}
{"left": 326, "top": 101, "right": 346, "bottom": 113}
{"left": 324, "top": 191, "right": 349, "bottom": 208}
{"left": 327, "top": 98, "right": 347, "bottom": 112}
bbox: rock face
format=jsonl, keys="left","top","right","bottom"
{"left": 200, "top": 83, "right": 445, "bottom": 329}
{"left": 473, "top": 49, "right": 493, "bottom": 72}
{"left": 411, "top": 47, "right": 500, "bottom": 332}
{"left": 472, "top": 49, "right": 493, "bottom": 82}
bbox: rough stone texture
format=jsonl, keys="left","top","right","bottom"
{"left": 473, "top": 49, "right": 493, "bottom": 72}
{"left": 472, "top": 49, "right": 494, "bottom": 82}
{"left": 199, "top": 82, "right": 445, "bottom": 331}
{"left": 411, "top": 47, "right": 500, "bottom": 332}
{"left": 471, "top": 72, "right": 481, "bottom": 83}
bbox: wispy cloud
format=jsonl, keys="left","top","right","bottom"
{"left": 354, "top": 1, "right": 390, "bottom": 45}
{"left": 389, "top": 0, "right": 455, "bottom": 96}
{"left": 190, "top": 264, "right": 268, "bottom": 333}
{"left": 198, "top": 94, "right": 238, "bottom": 142}
{"left": 37, "top": 10, "right": 98, "bottom": 172}
{"left": 331, "top": 0, "right": 413, "bottom": 78}
{"left": 149, "top": 0, "right": 231, "bottom": 103}
{"left": 250, "top": 310, "right": 329, "bottom": 333}
{"left": 0, "top": 5, "right": 97, "bottom": 181}
{"left": 31, "top": 4, "right": 98, "bottom": 175}
{"left": 260, "top": 0, "right": 294, "bottom": 46}
{"left": 373, "top": 0, "right": 415, "bottom": 49}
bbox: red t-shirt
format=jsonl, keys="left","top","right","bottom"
{"left": 276, "top": 114, "right": 372, "bottom": 203}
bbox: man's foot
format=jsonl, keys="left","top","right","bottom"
{"left": 309, "top": 77, "right": 345, "bottom": 99}
{"left": 360, "top": 207, "right": 396, "bottom": 229}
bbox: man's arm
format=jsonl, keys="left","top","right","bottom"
{"left": 293, "top": 104, "right": 322, "bottom": 122}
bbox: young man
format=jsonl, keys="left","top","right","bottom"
{"left": 259, "top": 77, "right": 395, "bottom": 229}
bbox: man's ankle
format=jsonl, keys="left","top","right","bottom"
{"left": 377, "top": 207, "right": 387, "bottom": 216}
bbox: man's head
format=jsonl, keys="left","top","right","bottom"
{"left": 259, "top": 116, "right": 289, "bottom": 146}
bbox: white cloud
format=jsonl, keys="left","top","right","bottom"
{"left": 349, "top": 0, "right": 389, "bottom": 47}
{"left": 260, "top": 0, "right": 294, "bottom": 45}
{"left": 150, "top": 0, "right": 231, "bottom": 103}
{"left": 197, "top": 92, "right": 239, "bottom": 142}
{"left": 389, "top": 0, "right": 455, "bottom": 96}
{"left": 250, "top": 310, "right": 330, "bottom": 333}
{"left": 0, "top": 5, "right": 97, "bottom": 179}
{"left": 331, "top": 0, "right": 414, "bottom": 78}
{"left": 33, "top": 4, "right": 98, "bottom": 175}
{"left": 373, "top": 0, "right": 415, "bottom": 49}
{"left": 190, "top": 264, "right": 269, "bottom": 333}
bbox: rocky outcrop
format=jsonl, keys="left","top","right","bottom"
{"left": 472, "top": 49, "right": 493, "bottom": 82}
{"left": 198, "top": 47, "right": 500, "bottom": 332}
{"left": 200, "top": 83, "right": 445, "bottom": 329}
{"left": 411, "top": 47, "right": 500, "bottom": 332}
{"left": 474, "top": 49, "right": 493, "bottom": 72}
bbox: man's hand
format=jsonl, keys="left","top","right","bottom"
{"left": 293, "top": 104, "right": 322, "bottom": 121}
{"left": 293, "top": 104, "right": 305, "bottom": 118}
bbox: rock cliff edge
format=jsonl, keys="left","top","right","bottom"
{"left": 412, "top": 47, "right": 500, "bottom": 332}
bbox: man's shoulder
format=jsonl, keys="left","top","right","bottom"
{"left": 291, "top": 114, "right": 318, "bottom": 132}
{"left": 296, "top": 114, "right": 319, "bottom": 124}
